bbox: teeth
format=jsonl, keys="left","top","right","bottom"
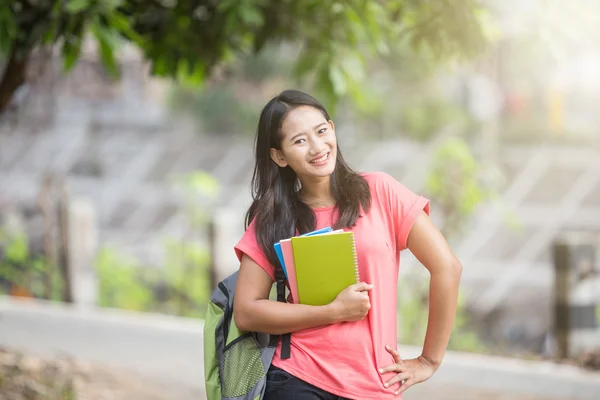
{"left": 311, "top": 153, "right": 328, "bottom": 163}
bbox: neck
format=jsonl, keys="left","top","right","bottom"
{"left": 298, "top": 175, "right": 335, "bottom": 208}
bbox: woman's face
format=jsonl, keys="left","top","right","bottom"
{"left": 270, "top": 106, "right": 337, "bottom": 181}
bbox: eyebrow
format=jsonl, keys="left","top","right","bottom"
{"left": 289, "top": 123, "right": 328, "bottom": 142}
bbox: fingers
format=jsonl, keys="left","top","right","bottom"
{"left": 379, "top": 360, "right": 404, "bottom": 374}
{"left": 380, "top": 356, "right": 434, "bottom": 396}
{"left": 353, "top": 282, "right": 373, "bottom": 292}
{"left": 380, "top": 345, "right": 403, "bottom": 373}
{"left": 384, "top": 372, "right": 411, "bottom": 389}
{"left": 395, "top": 379, "right": 414, "bottom": 396}
{"left": 385, "top": 344, "right": 402, "bottom": 363}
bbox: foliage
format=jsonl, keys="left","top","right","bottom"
{"left": 0, "top": 227, "right": 63, "bottom": 300}
{"left": 425, "top": 137, "right": 498, "bottom": 238}
{"left": 1, "top": 0, "right": 139, "bottom": 73}
{"left": 95, "top": 241, "right": 211, "bottom": 317}
{"left": 398, "top": 279, "right": 486, "bottom": 353}
{"left": 162, "top": 238, "right": 211, "bottom": 317}
{"left": 130, "top": 0, "right": 488, "bottom": 112}
{"left": 0, "top": 0, "right": 488, "bottom": 112}
{"left": 164, "top": 169, "right": 219, "bottom": 316}
{"left": 447, "top": 293, "right": 487, "bottom": 352}
{"left": 95, "top": 246, "right": 153, "bottom": 311}
{"left": 0, "top": 230, "right": 34, "bottom": 288}
{"left": 397, "top": 278, "right": 428, "bottom": 346}
{"left": 96, "top": 169, "right": 218, "bottom": 317}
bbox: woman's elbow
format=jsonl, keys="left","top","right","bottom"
{"left": 432, "top": 256, "right": 462, "bottom": 279}
{"left": 233, "top": 302, "right": 253, "bottom": 331}
{"left": 450, "top": 258, "right": 463, "bottom": 279}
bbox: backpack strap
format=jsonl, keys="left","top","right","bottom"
{"left": 273, "top": 267, "right": 291, "bottom": 359}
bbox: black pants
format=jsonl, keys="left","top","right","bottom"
{"left": 263, "top": 366, "right": 352, "bottom": 400}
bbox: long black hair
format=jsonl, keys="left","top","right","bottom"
{"left": 245, "top": 90, "right": 371, "bottom": 270}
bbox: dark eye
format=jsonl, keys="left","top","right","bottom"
{"left": 295, "top": 138, "right": 306, "bottom": 145}
{"left": 318, "top": 128, "right": 327, "bottom": 134}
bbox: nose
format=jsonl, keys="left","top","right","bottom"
{"left": 308, "top": 136, "right": 327, "bottom": 156}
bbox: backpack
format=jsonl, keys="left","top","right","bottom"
{"left": 204, "top": 268, "right": 290, "bottom": 400}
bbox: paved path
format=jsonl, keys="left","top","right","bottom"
{"left": 1, "top": 296, "right": 598, "bottom": 400}
{"left": 0, "top": 298, "right": 205, "bottom": 397}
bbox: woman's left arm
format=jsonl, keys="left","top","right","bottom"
{"left": 408, "top": 210, "right": 463, "bottom": 366}
{"left": 380, "top": 211, "right": 462, "bottom": 395}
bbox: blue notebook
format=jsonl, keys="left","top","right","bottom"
{"left": 274, "top": 226, "right": 332, "bottom": 278}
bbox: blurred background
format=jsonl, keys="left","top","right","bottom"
{"left": 1, "top": 0, "right": 599, "bottom": 399}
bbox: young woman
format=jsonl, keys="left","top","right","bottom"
{"left": 233, "top": 90, "right": 462, "bottom": 399}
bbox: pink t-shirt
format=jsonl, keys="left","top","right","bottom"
{"left": 234, "top": 172, "right": 430, "bottom": 399}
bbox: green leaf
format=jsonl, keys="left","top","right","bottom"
{"left": 62, "top": 36, "right": 83, "bottom": 71}
{"left": 42, "top": 18, "right": 59, "bottom": 44}
{"left": 0, "top": 6, "right": 18, "bottom": 53}
{"left": 177, "top": 16, "right": 191, "bottom": 30}
{"left": 364, "top": 2, "right": 383, "bottom": 42}
{"left": 176, "top": 58, "right": 190, "bottom": 81}
{"left": 98, "top": 42, "right": 118, "bottom": 76}
{"left": 344, "top": 5, "right": 361, "bottom": 26}
{"left": 5, "top": 233, "right": 28, "bottom": 264}
{"left": 224, "top": 12, "right": 239, "bottom": 35}
{"left": 190, "top": 62, "right": 206, "bottom": 84}
{"left": 151, "top": 57, "right": 168, "bottom": 76}
{"left": 108, "top": 13, "right": 145, "bottom": 44}
{"left": 217, "top": 0, "right": 240, "bottom": 12}
{"left": 349, "top": 83, "right": 383, "bottom": 116}
{"left": 343, "top": 6, "right": 366, "bottom": 45}
{"left": 31, "top": 258, "right": 47, "bottom": 273}
{"left": 240, "top": 5, "right": 264, "bottom": 27}
{"left": 293, "top": 55, "right": 315, "bottom": 78}
{"left": 340, "top": 53, "right": 365, "bottom": 82}
{"left": 314, "top": 64, "right": 337, "bottom": 114}
{"left": 98, "top": 0, "right": 124, "bottom": 12}
{"left": 91, "top": 20, "right": 119, "bottom": 76}
{"left": 66, "top": 0, "right": 90, "bottom": 14}
{"left": 174, "top": 60, "right": 206, "bottom": 87}
{"left": 328, "top": 64, "right": 347, "bottom": 96}
{"left": 175, "top": 170, "right": 221, "bottom": 199}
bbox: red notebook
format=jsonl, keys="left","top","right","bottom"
{"left": 279, "top": 239, "right": 299, "bottom": 303}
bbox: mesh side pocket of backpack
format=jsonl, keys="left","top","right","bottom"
{"left": 221, "top": 334, "right": 266, "bottom": 398}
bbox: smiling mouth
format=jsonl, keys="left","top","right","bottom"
{"left": 310, "top": 153, "right": 330, "bottom": 164}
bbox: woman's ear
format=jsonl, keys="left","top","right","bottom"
{"left": 328, "top": 119, "right": 335, "bottom": 133}
{"left": 270, "top": 148, "right": 288, "bottom": 168}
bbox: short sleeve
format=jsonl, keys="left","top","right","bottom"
{"left": 234, "top": 219, "right": 277, "bottom": 282}
{"left": 373, "top": 172, "right": 430, "bottom": 251}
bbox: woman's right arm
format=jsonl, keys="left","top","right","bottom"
{"left": 233, "top": 254, "right": 372, "bottom": 335}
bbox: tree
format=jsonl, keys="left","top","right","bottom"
{"left": 0, "top": 0, "right": 487, "bottom": 114}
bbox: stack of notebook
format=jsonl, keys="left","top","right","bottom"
{"left": 273, "top": 227, "right": 360, "bottom": 306}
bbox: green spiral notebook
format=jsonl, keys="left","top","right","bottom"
{"left": 290, "top": 231, "right": 359, "bottom": 306}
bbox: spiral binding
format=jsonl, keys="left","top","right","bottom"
{"left": 350, "top": 232, "right": 360, "bottom": 283}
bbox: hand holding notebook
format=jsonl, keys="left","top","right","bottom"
{"left": 329, "top": 281, "right": 373, "bottom": 322}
